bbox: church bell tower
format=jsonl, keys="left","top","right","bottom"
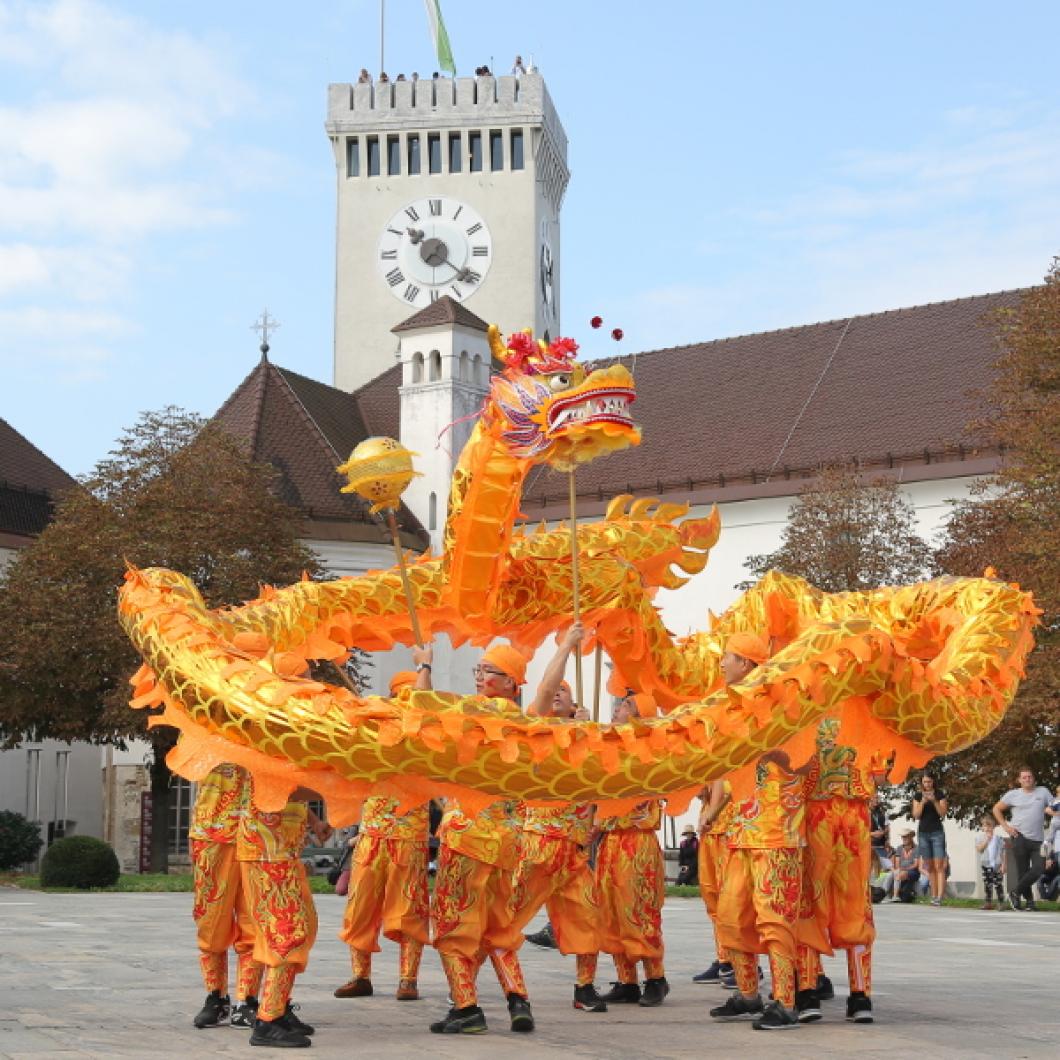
{"left": 326, "top": 71, "right": 569, "bottom": 393}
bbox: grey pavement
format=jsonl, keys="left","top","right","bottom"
{"left": 1, "top": 890, "right": 1058, "bottom": 1058}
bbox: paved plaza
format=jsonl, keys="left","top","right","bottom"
{"left": 1, "top": 890, "right": 1057, "bottom": 1058}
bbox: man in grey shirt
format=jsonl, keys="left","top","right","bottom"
{"left": 993, "top": 767, "right": 1054, "bottom": 911}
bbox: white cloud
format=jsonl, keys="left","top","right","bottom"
{"left": 0, "top": 305, "right": 133, "bottom": 339}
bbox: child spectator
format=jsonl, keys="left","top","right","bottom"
{"left": 975, "top": 814, "right": 1004, "bottom": 909}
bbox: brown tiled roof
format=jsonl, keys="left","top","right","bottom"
{"left": 519, "top": 289, "right": 1021, "bottom": 510}
{"left": 391, "top": 295, "right": 489, "bottom": 334}
{"left": 0, "top": 418, "right": 78, "bottom": 539}
{"left": 212, "top": 359, "right": 426, "bottom": 544}
{"left": 352, "top": 364, "right": 403, "bottom": 440}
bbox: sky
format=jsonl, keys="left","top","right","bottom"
{"left": 2, "top": 0, "right": 1059, "bottom": 478}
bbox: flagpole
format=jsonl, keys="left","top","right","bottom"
{"left": 380, "top": 0, "right": 385, "bottom": 75}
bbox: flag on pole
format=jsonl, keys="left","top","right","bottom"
{"left": 423, "top": 0, "right": 456, "bottom": 75}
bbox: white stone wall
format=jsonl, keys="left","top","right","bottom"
{"left": 327, "top": 73, "right": 568, "bottom": 392}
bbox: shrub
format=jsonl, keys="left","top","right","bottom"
{"left": 0, "top": 810, "right": 44, "bottom": 870}
{"left": 40, "top": 835, "right": 120, "bottom": 889}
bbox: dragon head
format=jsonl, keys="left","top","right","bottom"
{"left": 485, "top": 325, "right": 640, "bottom": 469}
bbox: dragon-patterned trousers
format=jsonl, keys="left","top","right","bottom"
{"left": 339, "top": 835, "right": 429, "bottom": 982}
{"left": 595, "top": 829, "right": 666, "bottom": 982}
{"left": 431, "top": 845, "right": 527, "bottom": 1007}
{"left": 796, "top": 798, "right": 875, "bottom": 996}
{"left": 240, "top": 858, "right": 318, "bottom": 1021}
{"left": 190, "top": 839, "right": 262, "bottom": 1001}
{"left": 697, "top": 831, "right": 731, "bottom": 964}
{"left": 716, "top": 847, "right": 801, "bottom": 1008}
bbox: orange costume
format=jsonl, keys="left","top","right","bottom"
{"left": 595, "top": 800, "right": 666, "bottom": 984}
{"left": 236, "top": 785, "right": 318, "bottom": 1023}
{"left": 697, "top": 782, "right": 736, "bottom": 965}
{"left": 494, "top": 802, "right": 602, "bottom": 986}
{"left": 431, "top": 796, "right": 528, "bottom": 1008}
{"left": 338, "top": 795, "right": 430, "bottom": 991}
{"left": 716, "top": 758, "right": 807, "bottom": 1009}
{"left": 189, "top": 764, "right": 263, "bottom": 1004}
{"left": 796, "top": 726, "right": 879, "bottom": 998}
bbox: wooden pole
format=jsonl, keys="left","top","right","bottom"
{"left": 386, "top": 510, "right": 424, "bottom": 647}
{"left": 568, "top": 471, "right": 584, "bottom": 712}
{"left": 593, "top": 642, "right": 603, "bottom": 722}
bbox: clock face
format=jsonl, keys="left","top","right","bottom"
{"left": 377, "top": 197, "right": 492, "bottom": 309}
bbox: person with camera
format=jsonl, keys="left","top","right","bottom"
{"left": 911, "top": 774, "right": 948, "bottom": 906}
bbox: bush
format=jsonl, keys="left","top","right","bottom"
{"left": 0, "top": 810, "right": 44, "bottom": 870}
{"left": 40, "top": 835, "right": 120, "bottom": 889}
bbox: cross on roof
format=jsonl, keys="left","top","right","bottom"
{"left": 251, "top": 308, "right": 280, "bottom": 358}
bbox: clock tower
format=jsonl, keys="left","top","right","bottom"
{"left": 326, "top": 71, "right": 569, "bottom": 393}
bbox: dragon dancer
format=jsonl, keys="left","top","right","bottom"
{"left": 335, "top": 660, "right": 433, "bottom": 1003}
{"left": 711, "top": 633, "right": 808, "bottom": 1032}
{"left": 429, "top": 641, "right": 534, "bottom": 1036}
{"left": 492, "top": 624, "right": 610, "bottom": 1014}
{"left": 692, "top": 777, "right": 736, "bottom": 985}
{"left": 794, "top": 717, "right": 886, "bottom": 1025}
{"left": 594, "top": 693, "right": 670, "bottom": 1008}
{"left": 189, "top": 763, "right": 262, "bottom": 1031}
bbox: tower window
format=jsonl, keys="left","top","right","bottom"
{"left": 428, "top": 133, "right": 442, "bottom": 174}
{"left": 510, "top": 130, "right": 524, "bottom": 170}
{"left": 448, "top": 132, "right": 462, "bottom": 173}
{"left": 412, "top": 352, "right": 424, "bottom": 383}
{"left": 407, "top": 134, "right": 421, "bottom": 175}
{"left": 347, "top": 138, "right": 360, "bottom": 177}
{"left": 469, "top": 131, "right": 483, "bottom": 172}
{"left": 429, "top": 350, "right": 442, "bottom": 381}
{"left": 387, "top": 135, "right": 401, "bottom": 176}
{"left": 428, "top": 492, "right": 438, "bottom": 531}
{"left": 459, "top": 350, "right": 469, "bottom": 381}
{"left": 489, "top": 130, "right": 503, "bottom": 171}
{"left": 366, "top": 136, "right": 380, "bottom": 177}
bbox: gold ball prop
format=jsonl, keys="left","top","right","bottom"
{"left": 336, "top": 437, "right": 420, "bottom": 513}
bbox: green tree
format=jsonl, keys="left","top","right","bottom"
{"left": 931, "top": 261, "right": 1060, "bottom": 820}
{"left": 0, "top": 408, "right": 329, "bottom": 871}
{"left": 741, "top": 464, "right": 932, "bottom": 592}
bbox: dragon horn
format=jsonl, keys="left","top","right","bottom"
{"left": 487, "top": 324, "right": 507, "bottom": 361}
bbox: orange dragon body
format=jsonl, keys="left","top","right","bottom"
{"left": 118, "top": 327, "right": 1037, "bottom": 823}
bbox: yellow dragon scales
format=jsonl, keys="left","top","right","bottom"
{"left": 117, "top": 325, "right": 1038, "bottom": 824}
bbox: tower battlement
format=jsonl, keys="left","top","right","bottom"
{"left": 327, "top": 72, "right": 567, "bottom": 155}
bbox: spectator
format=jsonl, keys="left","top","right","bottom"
{"left": 912, "top": 774, "right": 949, "bottom": 906}
{"left": 889, "top": 829, "right": 920, "bottom": 902}
{"left": 512, "top": 55, "right": 527, "bottom": 76}
{"left": 869, "top": 850, "right": 893, "bottom": 904}
{"left": 993, "top": 766, "right": 1053, "bottom": 911}
{"left": 975, "top": 813, "right": 1005, "bottom": 909}
{"left": 869, "top": 795, "right": 889, "bottom": 860}
{"left": 357, "top": 68, "right": 372, "bottom": 84}
{"left": 676, "top": 825, "right": 698, "bottom": 886}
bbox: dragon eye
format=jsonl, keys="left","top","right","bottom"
{"left": 549, "top": 373, "right": 571, "bottom": 390}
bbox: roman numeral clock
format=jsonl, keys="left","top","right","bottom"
{"left": 378, "top": 198, "right": 492, "bottom": 308}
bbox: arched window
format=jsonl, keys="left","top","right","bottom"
{"left": 429, "top": 349, "right": 442, "bottom": 381}
{"left": 472, "top": 353, "right": 484, "bottom": 386}
{"left": 412, "top": 352, "right": 424, "bottom": 383}
{"left": 459, "top": 351, "right": 470, "bottom": 382}
{"left": 428, "top": 492, "right": 438, "bottom": 531}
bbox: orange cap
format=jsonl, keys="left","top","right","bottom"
{"left": 389, "top": 670, "right": 417, "bottom": 696}
{"left": 726, "top": 632, "right": 770, "bottom": 665}
{"left": 480, "top": 643, "right": 529, "bottom": 686}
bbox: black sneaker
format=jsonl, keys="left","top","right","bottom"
{"left": 846, "top": 991, "right": 874, "bottom": 1024}
{"left": 572, "top": 984, "right": 608, "bottom": 1012}
{"left": 429, "top": 1005, "right": 488, "bottom": 1034}
{"left": 231, "top": 997, "right": 259, "bottom": 1027}
{"left": 1026, "top": 899, "right": 1038, "bottom": 912}
{"left": 710, "top": 994, "right": 764, "bottom": 1021}
{"left": 249, "top": 1017, "right": 311, "bottom": 1048}
{"left": 795, "top": 988, "right": 821, "bottom": 1023}
{"left": 639, "top": 977, "right": 670, "bottom": 1007}
{"left": 282, "top": 1003, "right": 314, "bottom": 1037}
{"left": 507, "top": 993, "right": 535, "bottom": 1032}
{"left": 524, "top": 922, "right": 558, "bottom": 949}
{"left": 600, "top": 981, "right": 641, "bottom": 1004}
{"left": 693, "top": 960, "right": 726, "bottom": 984}
{"left": 815, "top": 974, "right": 835, "bottom": 1001}
{"left": 1006, "top": 891, "right": 1023, "bottom": 911}
{"left": 752, "top": 1000, "right": 799, "bottom": 1031}
{"left": 193, "top": 990, "right": 231, "bottom": 1029}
